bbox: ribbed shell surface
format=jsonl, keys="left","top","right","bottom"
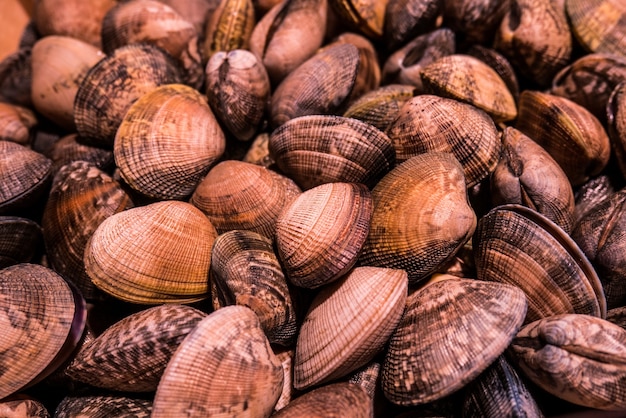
{"left": 275, "top": 182, "right": 373, "bottom": 288}
{"left": 343, "top": 84, "right": 415, "bottom": 132}
{"left": 608, "top": 81, "right": 626, "bottom": 178}
{"left": 383, "top": 0, "right": 442, "bottom": 49}
{"left": 84, "top": 201, "right": 217, "bottom": 304}
{"left": 386, "top": 94, "right": 500, "bottom": 187}
{"left": 54, "top": 396, "right": 152, "bottom": 418}
{"left": 152, "top": 306, "right": 284, "bottom": 417}
{"left": 66, "top": 304, "right": 206, "bottom": 392}
{"left": 566, "top": 0, "right": 626, "bottom": 56}
{"left": 114, "top": 84, "right": 225, "bottom": 200}
{"left": 48, "top": 134, "right": 114, "bottom": 176}
{"left": 203, "top": 0, "right": 255, "bottom": 59}
{"left": 272, "top": 382, "right": 373, "bottom": 417}
{"left": 330, "top": 0, "right": 386, "bottom": 39}
{"left": 382, "top": 278, "right": 528, "bottom": 406}
{"left": 359, "top": 153, "right": 476, "bottom": 286}
{"left": 269, "top": 115, "right": 396, "bottom": 190}
{"left": 0, "top": 216, "right": 42, "bottom": 268}
{"left": 0, "top": 398, "right": 49, "bottom": 417}
{"left": 294, "top": 267, "right": 407, "bottom": 389}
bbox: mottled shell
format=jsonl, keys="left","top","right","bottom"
{"left": 608, "top": 81, "right": 626, "bottom": 178}
{"left": 566, "top": 0, "right": 626, "bottom": 56}
{"left": 152, "top": 306, "right": 284, "bottom": 417}
{"left": 269, "top": 115, "right": 396, "bottom": 190}
{"left": 272, "top": 382, "right": 373, "bottom": 417}
{"left": 509, "top": 314, "right": 626, "bottom": 410}
{"left": 359, "top": 153, "right": 476, "bottom": 286}
{"left": 73, "top": 43, "right": 181, "bottom": 148}
{"left": 467, "top": 45, "right": 520, "bottom": 102}
{"left": 114, "top": 84, "right": 225, "bottom": 200}
{"left": 204, "top": 0, "right": 255, "bottom": 60}
{"left": 0, "top": 47, "right": 32, "bottom": 107}
{"left": 0, "top": 264, "right": 86, "bottom": 400}
{"left": 30, "top": 36, "right": 104, "bottom": 131}
{"left": 42, "top": 161, "right": 131, "bottom": 300}
{"left": 420, "top": 54, "right": 517, "bottom": 122}
{"left": 84, "top": 201, "right": 218, "bottom": 304}
{"left": 384, "top": 0, "right": 443, "bottom": 49}
{"left": 608, "top": 306, "right": 626, "bottom": 330}
{"left": 0, "top": 103, "right": 36, "bottom": 145}
{"left": 443, "top": 0, "right": 509, "bottom": 45}
{"left": 491, "top": 127, "right": 575, "bottom": 234}
{"left": 515, "top": 90, "right": 611, "bottom": 186}
{"left": 573, "top": 175, "right": 616, "bottom": 226}
{"left": 54, "top": 396, "right": 152, "bottom": 418}
{"left": 205, "top": 49, "right": 270, "bottom": 141}
{"left": 294, "top": 267, "right": 407, "bottom": 389}
{"left": 329, "top": 0, "right": 387, "bottom": 39}
{"left": 66, "top": 304, "right": 206, "bottom": 392}
{"left": 328, "top": 32, "right": 381, "bottom": 98}
{"left": 275, "top": 182, "right": 373, "bottom": 288}
{"left": 343, "top": 84, "right": 415, "bottom": 132}
{"left": 382, "top": 278, "right": 527, "bottom": 406}
{"left": 474, "top": 204, "right": 606, "bottom": 323}
{"left": 250, "top": 0, "right": 327, "bottom": 85}
{"left": 47, "top": 134, "right": 114, "bottom": 176}
{"left": 210, "top": 230, "right": 297, "bottom": 346}
{"left": 243, "top": 133, "right": 274, "bottom": 167}
{"left": 190, "top": 160, "right": 301, "bottom": 239}
{"left": 0, "top": 217, "right": 43, "bottom": 268}
{"left": 0, "top": 397, "right": 49, "bottom": 418}
{"left": 385, "top": 94, "right": 501, "bottom": 188}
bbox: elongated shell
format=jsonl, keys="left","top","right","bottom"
{"left": 204, "top": 0, "right": 255, "bottom": 60}
{"left": 269, "top": 115, "right": 396, "bottom": 190}
{"left": 382, "top": 277, "right": 527, "bottom": 406}
{"left": 152, "top": 306, "right": 284, "bottom": 417}
{"left": 566, "top": 0, "right": 626, "bottom": 56}
{"left": 84, "top": 201, "right": 217, "bottom": 304}
{"left": 54, "top": 396, "right": 152, "bottom": 418}
{"left": 114, "top": 84, "right": 225, "bottom": 200}
{"left": 272, "top": 382, "right": 373, "bottom": 417}
{"left": 360, "top": 153, "right": 476, "bottom": 286}
{"left": 66, "top": 304, "right": 206, "bottom": 392}
{"left": 343, "top": 84, "right": 415, "bottom": 132}
{"left": 294, "top": 267, "right": 407, "bottom": 389}
{"left": 509, "top": 314, "right": 626, "bottom": 410}
{"left": 275, "top": 182, "right": 373, "bottom": 288}
{"left": 0, "top": 216, "right": 43, "bottom": 268}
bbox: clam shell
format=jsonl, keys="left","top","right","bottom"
{"left": 152, "top": 306, "right": 284, "bottom": 417}
{"left": 272, "top": 382, "right": 373, "bottom": 417}
{"left": 159, "top": 0, "right": 220, "bottom": 34}
{"left": 329, "top": 0, "right": 387, "bottom": 39}
{"left": 384, "top": 0, "right": 442, "bottom": 49}
{"left": 608, "top": 81, "right": 626, "bottom": 178}
{"left": 467, "top": 45, "right": 520, "bottom": 102}
{"left": 573, "top": 174, "right": 616, "bottom": 226}
{"left": 84, "top": 201, "right": 217, "bottom": 304}
{"left": 343, "top": 84, "right": 416, "bottom": 132}
{"left": 0, "top": 263, "right": 86, "bottom": 399}
{"left": 0, "top": 397, "right": 49, "bottom": 417}
{"left": 443, "top": 0, "right": 508, "bottom": 46}
{"left": 328, "top": 32, "right": 381, "bottom": 98}
{"left": 46, "top": 134, "right": 114, "bottom": 176}
{"left": 242, "top": 132, "right": 274, "bottom": 168}
{"left": 385, "top": 94, "right": 500, "bottom": 188}
{"left": 382, "top": 277, "right": 528, "bottom": 406}
{"left": 190, "top": 160, "right": 301, "bottom": 239}
{"left": 0, "top": 47, "right": 32, "bottom": 107}
{"left": 359, "top": 153, "right": 476, "bottom": 286}
{"left": 294, "top": 266, "right": 407, "bottom": 389}
{"left": 114, "top": 83, "right": 225, "bottom": 200}
{"left": 66, "top": 304, "right": 206, "bottom": 392}
{"left": 274, "top": 348, "right": 295, "bottom": 411}
{"left": 54, "top": 395, "right": 152, "bottom": 418}
{"left": 204, "top": 0, "right": 255, "bottom": 60}
{"left": 0, "top": 103, "right": 36, "bottom": 145}
{"left": 509, "top": 314, "right": 626, "bottom": 410}
{"left": 275, "top": 182, "right": 373, "bottom": 288}
{"left": 347, "top": 361, "right": 381, "bottom": 400}
{"left": 268, "top": 115, "right": 396, "bottom": 190}
{"left": 0, "top": 216, "right": 43, "bottom": 268}
{"left": 608, "top": 306, "right": 626, "bottom": 329}
{"left": 566, "top": 0, "right": 626, "bottom": 56}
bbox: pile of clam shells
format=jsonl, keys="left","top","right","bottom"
{"left": 3, "top": 0, "right": 626, "bottom": 416}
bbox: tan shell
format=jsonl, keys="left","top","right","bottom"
{"left": 242, "top": 132, "right": 274, "bottom": 167}
{"left": 0, "top": 216, "right": 43, "bottom": 268}
{"left": 343, "top": 84, "right": 415, "bottom": 132}
{"left": 275, "top": 182, "right": 373, "bottom": 288}
{"left": 268, "top": 115, "right": 396, "bottom": 190}
{"left": 509, "top": 314, "right": 626, "bottom": 410}
{"left": 467, "top": 45, "right": 520, "bottom": 102}
{"left": 329, "top": 0, "right": 387, "bottom": 38}
{"left": 190, "top": 160, "right": 301, "bottom": 239}
{"left": 382, "top": 277, "right": 527, "bottom": 406}
{"left": 420, "top": 54, "right": 517, "bottom": 123}
{"left": 204, "top": 0, "right": 255, "bottom": 60}
{"left": 54, "top": 396, "right": 152, "bottom": 418}
{"left": 515, "top": 90, "right": 611, "bottom": 186}
{"left": 114, "top": 84, "right": 225, "bottom": 200}
{"left": 84, "top": 201, "right": 217, "bottom": 304}
{"left": 274, "top": 348, "right": 295, "bottom": 411}
{"left": 573, "top": 175, "right": 617, "bottom": 227}
{"left": 0, "top": 103, "right": 36, "bottom": 145}
{"left": 66, "top": 304, "right": 206, "bottom": 392}
{"left": 384, "top": 0, "right": 442, "bottom": 49}
{"left": 294, "top": 267, "right": 407, "bottom": 389}
{"left": 359, "top": 153, "right": 476, "bottom": 286}
{"left": 347, "top": 361, "right": 381, "bottom": 399}
{"left": 272, "top": 382, "right": 373, "bottom": 417}
{"left": 566, "top": 0, "right": 626, "bottom": 56}
{"left": 152, "top": 306, "right": 284, "bottom": 417}
{"left": 385, "top": 94, "right": 501, "bottom": 188}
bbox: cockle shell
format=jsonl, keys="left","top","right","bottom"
{"left": 272, "top": 382, "right": 373, "bottom": 417}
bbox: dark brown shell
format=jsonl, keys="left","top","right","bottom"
{"left": 0, "top": 216, "right": 42, "bottom": 269}
{"left": 343, "top": 84, "right": 416, "bottom": 132}
{"left": 273, "top": 382, "right": 373, "bottom": 417}
{"left": 384, "top": 0, "right": 443, "bottom": 49}
{"left": 608, "top": 81, "right": 626, "bottom": 179}
{"left": 54, "top": 395, "right": 152, "bottom": 418}
{"left": 443, "top": 0, "right": 509, "bottom": 45}
{"left": 566, "top": 0, "right": 626, "bottom": 56}
{"left": 0, "top": 102, "right": 36, "bottom": 145}
{"left": 328, "top": 32, "right": 381, "bottom": 98}
{"left": 46, "top": 134, "right": 114, "bottom": 176}
{"left": 0, "top": 47, "right": 32, "bottom": 108}
{"left": 573, "top": 174, "right": 616, "bottom": 226}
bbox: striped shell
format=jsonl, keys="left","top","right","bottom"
{"left": 608, "top": 81, "right": 626, "bottom": 178}
{"left": 203, "top": 0, "right": 255, "bottom": 60}
{"left": 343, "top": 84, "right": 416, "bottom": 132}
{"left": 272, "top": 382, "right": 372, "bottom": 417}
{"left": 330, "top": 0, "right": 387, "bottom": 39}
{"left": 566, "top": 0, "right": 626, "bottom": 56}
{"left": 383, "top": 0, "right": 442, "bottom": 49}
{"left": 54, "top": 396, "right": 152, "bottom": 418}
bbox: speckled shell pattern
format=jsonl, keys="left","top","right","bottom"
{"left": 272, "top": 382, "right": 373, "bottom": 417}
{"left": 54, "top": 395, "right": 152, "bottom": 418}
{"left": 565, "top": 0, "right": 626, "bottom": 56}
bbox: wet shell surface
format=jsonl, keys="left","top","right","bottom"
{"left": 84, "top": 201, "right": 217, "bottom": 304}
{"left": 54, "top": 395, "right": 152, "bottom": 418}
{"left": 66, "top": 304, "right": 206, "bottom": 392}
{"left": 152, "top": 306, "right": 284, "bottom": 417}
{"left": 275, "top": 182, "right": 373, "bottom": 288}
{"left": 272, "top": 382, "right": 373, "bottom": 417}
{"left": 382, "top": 277, "right": 528, "bottom": 406}
{"left": 565, "top": 0, "right": 626, "bottom": 56}
{"left": 269, "top": 115, "right": 396, "bottom": 190}
{"left": 294, "top": 267, "right": 407, "bottom": 389}
{"left": 0, "top": 216, "right": 43, "bottom": 268}
{"left": 0, "top": 47, "right": 33, "bottom": 108}
{"left": 114, "top": 84, "right": 225, "bottom": 200}
{"left": 359, "top": 153, "right": 476, "bottom": 286}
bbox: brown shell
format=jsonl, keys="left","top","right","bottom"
{"left": 0, "top": 216, "right": 43, "bottom": 269}
{"left": 84, "top": 201, "right": 217, "bottom": 304}
{"left": 42, "top": 161, "right": 131, "bottom": 300}
{"left": 66, "top": 304, "right": 206, "bottom": 392}
{"left": 0, "top": 397, "right": 49, "bottom": 418}
{"left": 242, "top": 132, "right": 274, "bottom": 167}
{"left": 114, "top": 84, "right": 225, "bottom": 200}
{"left": 608, "top": 81, "right": 626, "bottom": 178}
{"left": 0, "top": 47, "right": 32, "bottom": 108}
{"left": 204, "top": 0, "right": 255, "bottom": 60}
{"left": 152, "top": 306, "right": 284, "bottom": 417}
{"left": 515, "top": 90, "right": 611, "bottom": 186}
{"left": 272, "top": 382, "right": 373, "bottom": 417}
{"left": 347, "top": 361, "right": 381, "bottom": 399}
{"left": 47, "top": 134, "right": 114, "bottom": 176}
{"left": 443, "top": 0, "right": 508, "bottom": 45}
{"left": 210, "top": 230, "right": 297, "bottom": 346}
{"left": 608, "top": 306, "right": 626, "bottom": 329}
{"left": 382, "top": 277, "right": 527, "bottom": 406}
{"left": 359, "top": 153, "right": 476, "bottom": 286}
{"left": 491, "top": 127, "right": 575, "bottom": 234}
{"left": 0, "top": 103, "right": 36, "bottom": 145}
{"left": 383, "top": 0, "right": 443, "bottom": 49}
{"left": 0, "top": 263, "right": 86, "bottom": 400}
{"left": 269, "top": 115, "right": 396, "bottom": 190}
{"left": 573, "top": 174, "right": 616, "bottom": 226}
{"left": 509, "top": 314, "right": 626, "bottom": 410}
{"left": 294, "top": 267, "right": 407, "bottom": 389}
{"left": 385, "top": 94, "right": 501, "bottom": 188}
{"left": 158, "top": 0, "right": 221, "bottom": 34}
{"left": 274, "top": 348, "right": 295, "bottom": 412}
{"left": 343, "top": 84, "right": 415, "bottom": 132}
{"left": 73, "top": 43, "right": 181, "bottom": 148}
{"left": 420, "top": 54, "right": 517, "bottom": 122}
{"left": 190, "top": 160, "right": 301, "bottom": 239}
{"left": 467, "top": 45, "right": 520, "bottom": 102}
{"left": 329, "top": 0, "right": 387, "bottom": 39}
{"left": 275, "top": 182, "right": 373, "bottom": 288}
{"left": 566, "top": 0, "right": 626, "bottom": 56}
{"left": 474, "top": 204, "right": 606, "bottom": 323}
{"left": 54, "top": 396, "right": 152, "bottom": 418}
{"left": 328, "top": 32, "right": 381, "bottom": 98}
